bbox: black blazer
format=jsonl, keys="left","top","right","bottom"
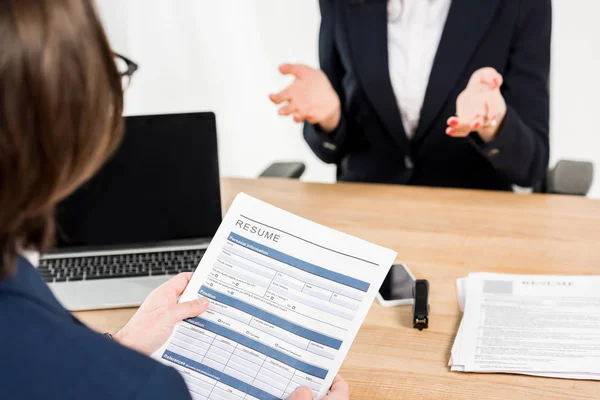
{"left": 304, "top": 0, "right": 551, "bottom": 190}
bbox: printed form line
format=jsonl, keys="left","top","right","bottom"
{"left": 220, "top": 249, "right": 364, "bottom": 305}
{"left": 238, "top": 214, "right": 378, "bottom": 266}
{"left": 200, "top": 285, "right": 343, "bottom": 349}
{"left": 228, "top": 232, "right": 370, "bottom": 292}
{"left": 163, "top": 350, "right": 279, "bottom": 400}
{"left": 184, "top": 317, "right": 329, "bottom": 379}
{"left": 206, "top": 276, "right": 349, "bottom": 333}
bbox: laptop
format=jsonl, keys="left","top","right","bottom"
{"left": 40, "top": 112, "right": 222, "bottom": 311}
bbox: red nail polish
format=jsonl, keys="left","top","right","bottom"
{"left": 446, "top": 128, "right": 455, "bottom": 135}
{"left": 449, "top": 120, "right": 458, "bottom": 127}
{"left": 473, "top": 123, "right": 481, "bottom": 129}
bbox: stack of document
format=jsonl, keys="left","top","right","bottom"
{"left": 449, "top": 272, "right": 600, "bottom": 380}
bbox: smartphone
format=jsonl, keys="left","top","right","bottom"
{"left": 376, "top": 263, "right": 416, "bottom": 307}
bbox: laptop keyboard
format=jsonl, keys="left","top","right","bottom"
{"left": 38, "top": 249, "right": 205, "bottom": 283}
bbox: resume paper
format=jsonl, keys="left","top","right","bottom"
{"left": 153, "top": 193, "right": 397, "bottom": 399}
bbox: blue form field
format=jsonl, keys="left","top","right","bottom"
{"left": 163, "top": 350, "right": 280, "bottom": 400}
{"left": 185, "top": 317, "right": 329, "bottom": 379}
{"left": 228, "top": 232, "right": 370, "bottom": 292}
{"left": 199, "top": 285, "right": 343, "bottom": 349}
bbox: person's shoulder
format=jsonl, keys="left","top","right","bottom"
{"left": 0, "top": 294, "right": 190, "bottom": 400}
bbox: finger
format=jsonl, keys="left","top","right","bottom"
{"left": 470, "top": 115, "right": 485, "bottom": 130}
{"left": 447, "top": 116, "right": 460, "bottom": 128}
{"left": 446, "top": 117, "right": 471, "bottom": 137}
{"left": 293, "top": 112, "right": 307, "bottom": 123}
{"left": 154, "top": 272, "right": 193, "bottom": 296}
{"left": 279, "top": 63, "right": 307, "bottom": 78}
{"left": 278, "top": 103, "right": 299, "bottom": 116}
{"left": 484, "top": 100, "right": 495, "bottom": 121}
{"left": 326, "top": 375, "right": 349, "bottom": 400}
{"left": 479, "top": 70, "right": 503, "bottom": 89}
{"left": 170, "top": 297, "right": 210, "bottom": 322}
{"left": 269, "top": 86, "right": 293, "bottom": 105}
{"left": 446, "top": 126, "right": 471, "bottom": 137}
{"left": 485, "top": 94, "right": 507, "bottom": 121}
{"left": 447, "top": 117, "right": 471, "bottom": 132}
{"left": 287, "top": 386, "right": 313, "bottom": 400}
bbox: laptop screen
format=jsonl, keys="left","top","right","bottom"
{"left": 54, "top": 112, "right": 222, "bottom": 250}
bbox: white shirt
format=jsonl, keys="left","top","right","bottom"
{"left": 387, "top": 0, "right": 452, "bottom": 138}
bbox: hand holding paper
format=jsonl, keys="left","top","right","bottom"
{"left": 115, "top": 272, "right": 210, "bottom": 355}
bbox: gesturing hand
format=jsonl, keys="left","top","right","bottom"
{"left": 114, "top": 273, "right": 209, "bottom": 355}
{"left": 446, "top": 67, "right": 507, "bottom": 143}
{"left": 288, "top": 375, "right": 349, "bottom": 400}
{"left": 269, "top": 64, "right": 342, "bottom": 132}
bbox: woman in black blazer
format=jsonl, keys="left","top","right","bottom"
{"left": 270, "top": 0, "right": 551, "bottom": 191}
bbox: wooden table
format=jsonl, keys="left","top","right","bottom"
{"left": 76, "top": 178, "right": 600, "bottom": 400}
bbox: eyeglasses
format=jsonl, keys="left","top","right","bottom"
{"left": 114, "top": 53, "right": 139, "bottom": 90}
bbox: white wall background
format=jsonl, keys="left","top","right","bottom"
{"left": 97, "top": 0, "right": 600, "bottom": 196}
{"left": 97, "top": 0, "right": 335, "bottom": 183}
{"left": 551, "top": 0, "right": 600, "bottom": 197}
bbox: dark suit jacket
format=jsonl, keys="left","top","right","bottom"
{"left": 304, "top": 0, "right": 551, "bottom": 190}
{"left": 0, "top": 257, "right": 191, "bottom": 400}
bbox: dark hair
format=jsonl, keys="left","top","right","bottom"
{"left": 0, "top": 0, "right": 124, "bottom": 278}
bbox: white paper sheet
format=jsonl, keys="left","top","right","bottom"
{"left": 450, "top": 273, "right": 600, "bottom": 381}
{"left": 152, "top": 193, "right": 397, "bottom": 399}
